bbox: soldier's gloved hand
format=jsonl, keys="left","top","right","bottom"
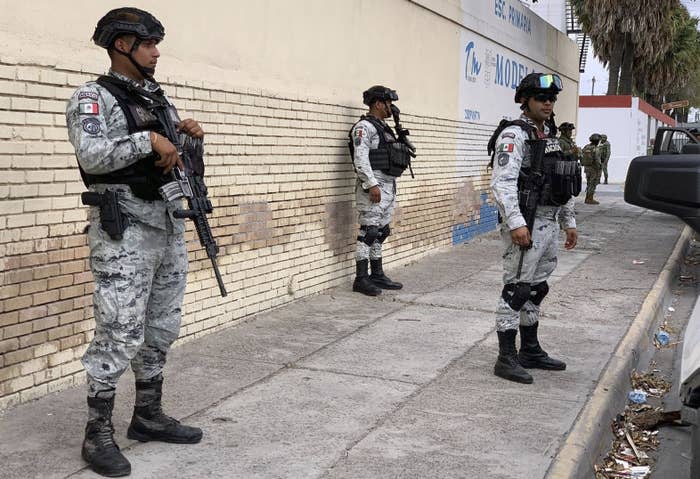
{"left": 369, "top": 185, "right": 381, "bottom": 203}
{"left": 151, "top": 132, "right": 183, "bottom": 173}
{"left": 564, "top": 228, "right": 578, "bottom": 250}
{"left": 510, "top": 226, "right": 531, "bottom": 248}
{"left": 178, "top": 119, "right": 205, "bottom": 139}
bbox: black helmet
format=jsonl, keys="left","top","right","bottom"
{"left": 363, "top": 85, "right": 398, "bottom": 106}
{"left": 514, "top": 72, "right": 562, "bottom": 103}
{"left": 559, "top": 122, "right": 575, "bottom": 131}
{"left": 93, "top": 8, "right": 164, "bottom": 50}
{"left": 589, "top": 133, "right": 601, "bottom": 142}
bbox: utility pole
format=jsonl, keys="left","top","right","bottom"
{"left": 591, "top": 76, "right": 596, "bottom": 95}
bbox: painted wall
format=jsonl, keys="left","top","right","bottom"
{"left": 577, "top": 97, "right": 674, "bottom": 182}
{"left": 0, "top": 0, "right": 579, "bottom": 407}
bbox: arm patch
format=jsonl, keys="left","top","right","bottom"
{"left": 82, "top": 117, "right": 101, "bottom": 135}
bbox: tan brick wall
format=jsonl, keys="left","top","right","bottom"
{"left": 0, "top": 57, "right": 496, "bottom": 410}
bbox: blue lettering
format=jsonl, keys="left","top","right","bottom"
{"left": 464, "top": 109, "right": 481, "bottom": 121}
{"left": 518, "top": 64, "right": 525, "bottom": 85}
{"left": 505, "top": 4, "right": 532, "bottom": 34}
{"left": 504, "top": 60, "right": 511, "bottom": 88}
{"left": 494, "top": 0, "right": 506, "bottom": 19}
{"left": 495, "top": 54, "right": 504, "bottom": 86}
{"left": 494, "top": 54, "right": 532, "bottom": 90}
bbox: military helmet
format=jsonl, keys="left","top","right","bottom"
{"left": 363, "top": 85, "right": 399, "bottom": 106}
{"left": 600, "top": 134, "right": 607, "bottom": 141}
{"left": 589, "top": 133, "right": 601, "bottom": 142}
{"left": 514, "top": 72, "right": 563, "bottom": 103}
{"left": 559, "top": 122, "right": 575, "bottom": 131}
{"left": 93, "top": 7, "right": 165, "bottom": 50}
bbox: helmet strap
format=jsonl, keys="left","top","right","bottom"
{"left": 112, "top": 38, "right": 155, "bottom": 80}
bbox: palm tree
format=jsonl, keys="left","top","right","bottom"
{"left": 636, "top": 6, "right": 700, "bottom": 109}
{"left": 572, "top": 0, "right": 678, "bottom": 95}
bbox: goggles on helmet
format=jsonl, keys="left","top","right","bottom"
{"left": 537, "top": 74, "right": 562, "bottom": 91}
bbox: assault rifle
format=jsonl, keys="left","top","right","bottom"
{"left": 515, "top": 138, "right": 547, "bottom": 279}
{"left": 95, "top": 75, "right": 227, "bottom": 297}
{"left": 148, "top": 93, "right": 228, "bottom": 297}
{"left": 390, "top": 104, "right": 416, "bottom": 178}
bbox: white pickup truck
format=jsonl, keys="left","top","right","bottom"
{"left": 625, "top": 126, "right": 700, "bottom": 476}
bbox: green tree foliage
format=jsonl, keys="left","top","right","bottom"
{"left": 637, "top": 7, "right": 700, "bottom": 113}
{"left": 571, "top": 0, "right": 678, "bottom": 96}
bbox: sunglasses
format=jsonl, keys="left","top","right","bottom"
{"left": 533, "top": 93, "right": 557, "bottom": 103}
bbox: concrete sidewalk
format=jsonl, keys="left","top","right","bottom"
{"left": 0, "top": 187, "right": 689, "bottom": 479}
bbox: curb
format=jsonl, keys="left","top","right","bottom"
{"left": 546, "top": 225, "right": 693, "bottom": 479}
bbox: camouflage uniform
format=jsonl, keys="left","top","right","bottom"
{"left": 66, "top": 70, "right": 188, "bottom": 398}
{"left": 491, "top": 114, "right": 576, "bottom": 332}
{"left": 351, "top": 118, "right": 396, "bottom": 261}
{"left": 598, "top": 136, "right": 611, "bottom": 183}
{"left": 581, "top": 143, "right": 602, "bottom": 199}
{"left": 558, "top": 134, "right": 580, "bottom": 162}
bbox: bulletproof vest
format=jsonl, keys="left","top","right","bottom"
{"left": 77, "top": 75, "right": 171, "bottom": 201}
{"left": 518, "top": 130, "right": 582, "bottom": 207}
{"left": 580, "top": 144, "right": 596, "bottom": 167}
{"left": 348, "top": 116, "right": 411, "bottom": 177}
{"left": 535, "top": 137, "right": 582, "bottom": 206}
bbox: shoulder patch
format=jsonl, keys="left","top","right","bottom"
{"left": 497, "top": 143, "right": 514, "bottom": 153}
{"left": 500, "top": 132, "right": 516, "bottom": 140}
{"left": 78, "top": 91, "right": 99, "bottom": 101}
{"left": 81, "top": 117, "right": 101, "bottom": 135}
{"left": 79, "top": 102, "right": 100, "bottom": 115}
{"left": 353, "top": 126, "right": 367, "bottom": 146}
{"left": 497, "top": 153, "right": 510, "bottom": 167}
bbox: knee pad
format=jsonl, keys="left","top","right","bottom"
{"left": 530, "top": 281, "right": 549, "bottom": 305}
{"left": 358, "top": 225, "right": 380, "bottom": 246}
{"left": 377, "top": 224, "right": 391, "bottom": 243}
{"left": 501, "top": 282, "right": 531, "bottom": 311}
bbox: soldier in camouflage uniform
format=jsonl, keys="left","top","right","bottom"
{"left": 599, "top": 134, "right": 611, "bottom": 184}
{"left": 490, "top": 73, "right": 578, "bottom": 384}
{"left": 349, "top": 86, "right": 409, "bottom": 296}
{"left": 581, "top": 134, "right": 603, "bottom": 204}
{"left": 66, "top": 8, "right": 203, "bottom": 477}
{"left": 558, "top": 122, "right": 580, "bottom": 163}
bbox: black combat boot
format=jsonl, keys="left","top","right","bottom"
{"left": 127, "top": 376, "right": 203, "bottom": 444}
{"left": 369, "top": 258, "right": 403, "bottom": 290}
{"left": 518, "top": 322, "right": 566, "bottom": 370}
{"left": 352, "top": 259, "right": 382, "bottom": 296}
{"left": 82, "top": 396, "right": 131, "bottom": 477}
{"left": 494, "top": 330, "right": 533, "bottom": 384}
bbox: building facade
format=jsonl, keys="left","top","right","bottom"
{"left": 0, "top": 0, "right": 579, "bottom": 408}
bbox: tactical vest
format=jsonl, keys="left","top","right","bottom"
{"left": 489, "top": 121, "right": 581, "bottom": 206}
{"left": 580, "top": 145, "right": 597, "bottom": 167}
{"left": 77, "top": 75, "right": 171, "bottom": 201}
{"left": 530, "top": 137, "right": 582, "bottom": 206}
{"left": 348, "top": 116, "right": 412, "bottom": 177}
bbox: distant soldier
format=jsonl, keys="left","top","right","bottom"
{"left": 348, "top": 86, "right": 411, "bottom": 296}
{"left": 581, "top": 134, "right": 603, "bottom": 204}
{"left": 598, "top": 134, "right": 611, "bottom": 184}
{"left": 558, "top": 122, "right": 580, "bottom": 162}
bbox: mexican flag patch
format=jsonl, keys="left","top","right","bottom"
{"left": 497, "top": 143, "right": 514, "bottom": 153}
{"left": 79, "top": 103, "right": 99, "bottom": 115}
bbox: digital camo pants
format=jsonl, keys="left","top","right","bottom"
{"left": 495, "top": 215, "right": 559, "bottom": 332}
{"left": 355, "top": 176, "right": 396, "bottom": 261}
{"left": 83, "top": 220, "right": 188, "bottom": 398}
